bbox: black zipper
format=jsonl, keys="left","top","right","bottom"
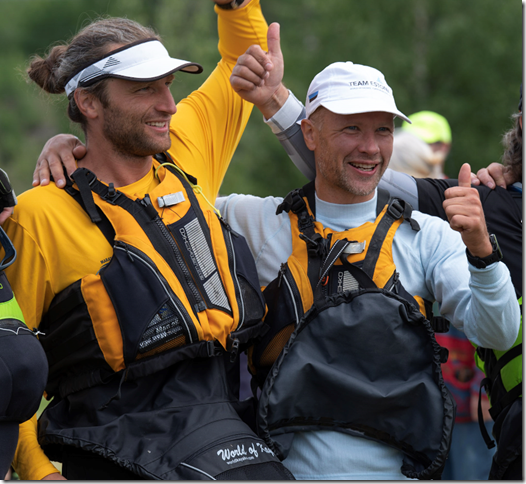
{"left": 140, "top": 195, "right": 206, "bottom": 317}
{"left": 114, "top": 241, "right": 198, "bottom": 344}
{"left": 386, "top": 271, "right": 400, "bottom": 293}
{"left": 220, "top": 218, "right": 245, "bottom": 328}
{"left": 279, "top": 264, "right": 302, "bottom": 328}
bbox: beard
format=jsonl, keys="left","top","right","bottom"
{"left": 102, "top": 102, "right": 171, "bottom": 159}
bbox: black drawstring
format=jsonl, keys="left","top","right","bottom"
{"left": 99, "top": 370, "right": 128, "bottom": 410}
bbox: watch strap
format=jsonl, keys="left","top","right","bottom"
{"left": 466, "top": 234, "right": 503, "bottom": 269}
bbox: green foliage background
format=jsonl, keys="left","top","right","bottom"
{"left": 0, "top": 0, "right": 521, "bottom": 197}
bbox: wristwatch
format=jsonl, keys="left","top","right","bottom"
{"left": 216, "top": 0, "right": 244, "bottom": 9}
{"left": 466, "top": 234, "right": 503, "bottom": 268}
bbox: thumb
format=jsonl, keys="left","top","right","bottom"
{"left": 267, "top": 22, "right": 282, "bottom": 59}
{"left": 458, "top": 163, "right": 472, "bottom": 188}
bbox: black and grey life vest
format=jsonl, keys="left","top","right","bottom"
{"left": 39, "top": 154, "right": 268, "bottom": 399}
{"left": 249, "top": 182, "right": 455, "bottom": 480}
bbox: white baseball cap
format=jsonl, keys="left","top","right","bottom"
{"left": 65, "top": 39, "right": 203, "bottom": 97}
{"left": 304, "top": 61, "right": 411, "bottom": 123}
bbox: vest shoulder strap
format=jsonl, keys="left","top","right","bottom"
{"left": 64, "top": 168, "right": 115, "bottom": 246}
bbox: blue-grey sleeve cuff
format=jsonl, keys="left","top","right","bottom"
{"left": 264, "top": 90, "right": 304, "bottom": 134}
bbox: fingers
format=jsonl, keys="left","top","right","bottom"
{"left": 33, "top": 135, "right": 84, "bottom": 188}
{"left": 0, "top": 207, "right": 13, "bottom": 225}
{"left": 457, "top": 163, "right": 472, "bottom": 188}
{"left": 231, "top": 46, "right": 271, "bottom": 92}
{"left": 470, "top": 172, "right": 480, "bottom": 186}
{"left": 267, "top": 22, "right": 281, "bottom": 60}
{"left": 72, "top": 144, "right": 87, "bottom": 161}
{"left": 443, "top": 181, "right": 492, "bottom": 257}
{"left": 475, "top": 168, "right": 497, "bottom": 189}
{"left": 33, "top": 159, "right": 51, "bottom": 187}
{"left": 476, "top": 163, "right": 509, "bottom": 189}
{"left": 485, "top": 163, "right": 509, "bottom": 188}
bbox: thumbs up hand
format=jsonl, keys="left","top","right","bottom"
{"left": 443, "top": 163, "right": 493, "bottom": 258}
{"left": 230, "top": 22, "right": 289, "bottom": 119}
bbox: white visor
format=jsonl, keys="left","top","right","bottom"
{"left": 64, "top": 39, "right": 203, "bottom": 97}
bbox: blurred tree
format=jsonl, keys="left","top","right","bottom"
{"left": 0, "top": 0, "right": 520, "bottom": 197}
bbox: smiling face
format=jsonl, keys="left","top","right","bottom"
{"left": 100, "top": 74, "right": 177, "bottom": 159}
{"left": 302, "top": 108, "right": 395, "bottom": 204}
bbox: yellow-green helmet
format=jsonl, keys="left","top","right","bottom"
{"left": 401, "top": 111, "right": 452, "bottom": 144}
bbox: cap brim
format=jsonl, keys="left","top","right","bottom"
{"left": 321, "top": 98, "right": 411, "bottom": 123}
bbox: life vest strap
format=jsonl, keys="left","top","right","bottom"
{"left": 488, "top": 343, "right": 522, "bottom": 384}
{"left": 478, "top": 377, "right": 497, "bottom": 449}
{"left": 45, "top": 326, "right": 97, "bottom": 368}
{"left": 42, "top": 284, "right": 85, "bottom": 330}
{"left": 488, "top": 382, "right": 522, "bottom": 421}
{"left": 362, "top": 197, "right": 419, "bottom": 279}
{"left": 65, "top": 169, "right": 116, "bottom": 246}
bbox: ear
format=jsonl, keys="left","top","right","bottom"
{"left": 301, "top": 119, "right": 318, "bottom": 151}
{"left": 74, "top": 89, "right": 101, "bottom": 120}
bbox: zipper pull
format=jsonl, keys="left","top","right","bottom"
{"left": 219, "top": 216, "right": 239, "bottom": 238}
{"left": 389, "top": 271, "right": 399, "bottom": 293}
{"left": 115, "top": 240, "right": 134, "bottom": 262}
{"left": 140, "top": 194, "right": 159, "bottom": 220}
{"left": 229, "top": 338, "right": 240, "bottom": 363}
{"left": 277, "top": 263, "right": 286, "bottom": 288}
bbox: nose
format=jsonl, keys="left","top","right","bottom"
{"left": 358, "top": 131, "right": 380, "bottom": 156}
{"left": 156, "top": 85, "right": 177, "bottom": 116}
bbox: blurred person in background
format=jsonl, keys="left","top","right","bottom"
{"left": 401, "top": 110, "right": 452, "bottom": 179}
{"left": 389, "top": 129, "right": 442, "bottom": 179}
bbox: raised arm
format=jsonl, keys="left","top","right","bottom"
{"left": 169, "top": 0, "right": 269, "bottom": 201}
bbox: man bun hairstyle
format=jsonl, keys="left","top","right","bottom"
{"left": 27, "top": 45, "right": 69, "bottom": 95}
{"left": 27, "top": 17, "right": 161, "bottom": 129}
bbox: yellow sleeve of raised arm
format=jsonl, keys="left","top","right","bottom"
{"left": 13, "top": 415, "right": 60, "bottom": 480}
{"left": 167, "top": 0, "right": 268, "bottom": 202}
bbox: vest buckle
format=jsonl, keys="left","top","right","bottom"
{"left": 387, "top": 199, "right": 404, "bottom": 219}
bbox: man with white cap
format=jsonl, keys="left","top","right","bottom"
{"left": 212, "top": 35, "right": 519, "bottom": 479}
{"left": 2, "top": 3, "right": 296, "bottom": 480}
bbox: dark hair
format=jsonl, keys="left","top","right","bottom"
{"left": 501, "top": 112, "right": 522, "bottom": 183}
{"left": 27, "top": 17, "right": 161, "bottom": 130}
